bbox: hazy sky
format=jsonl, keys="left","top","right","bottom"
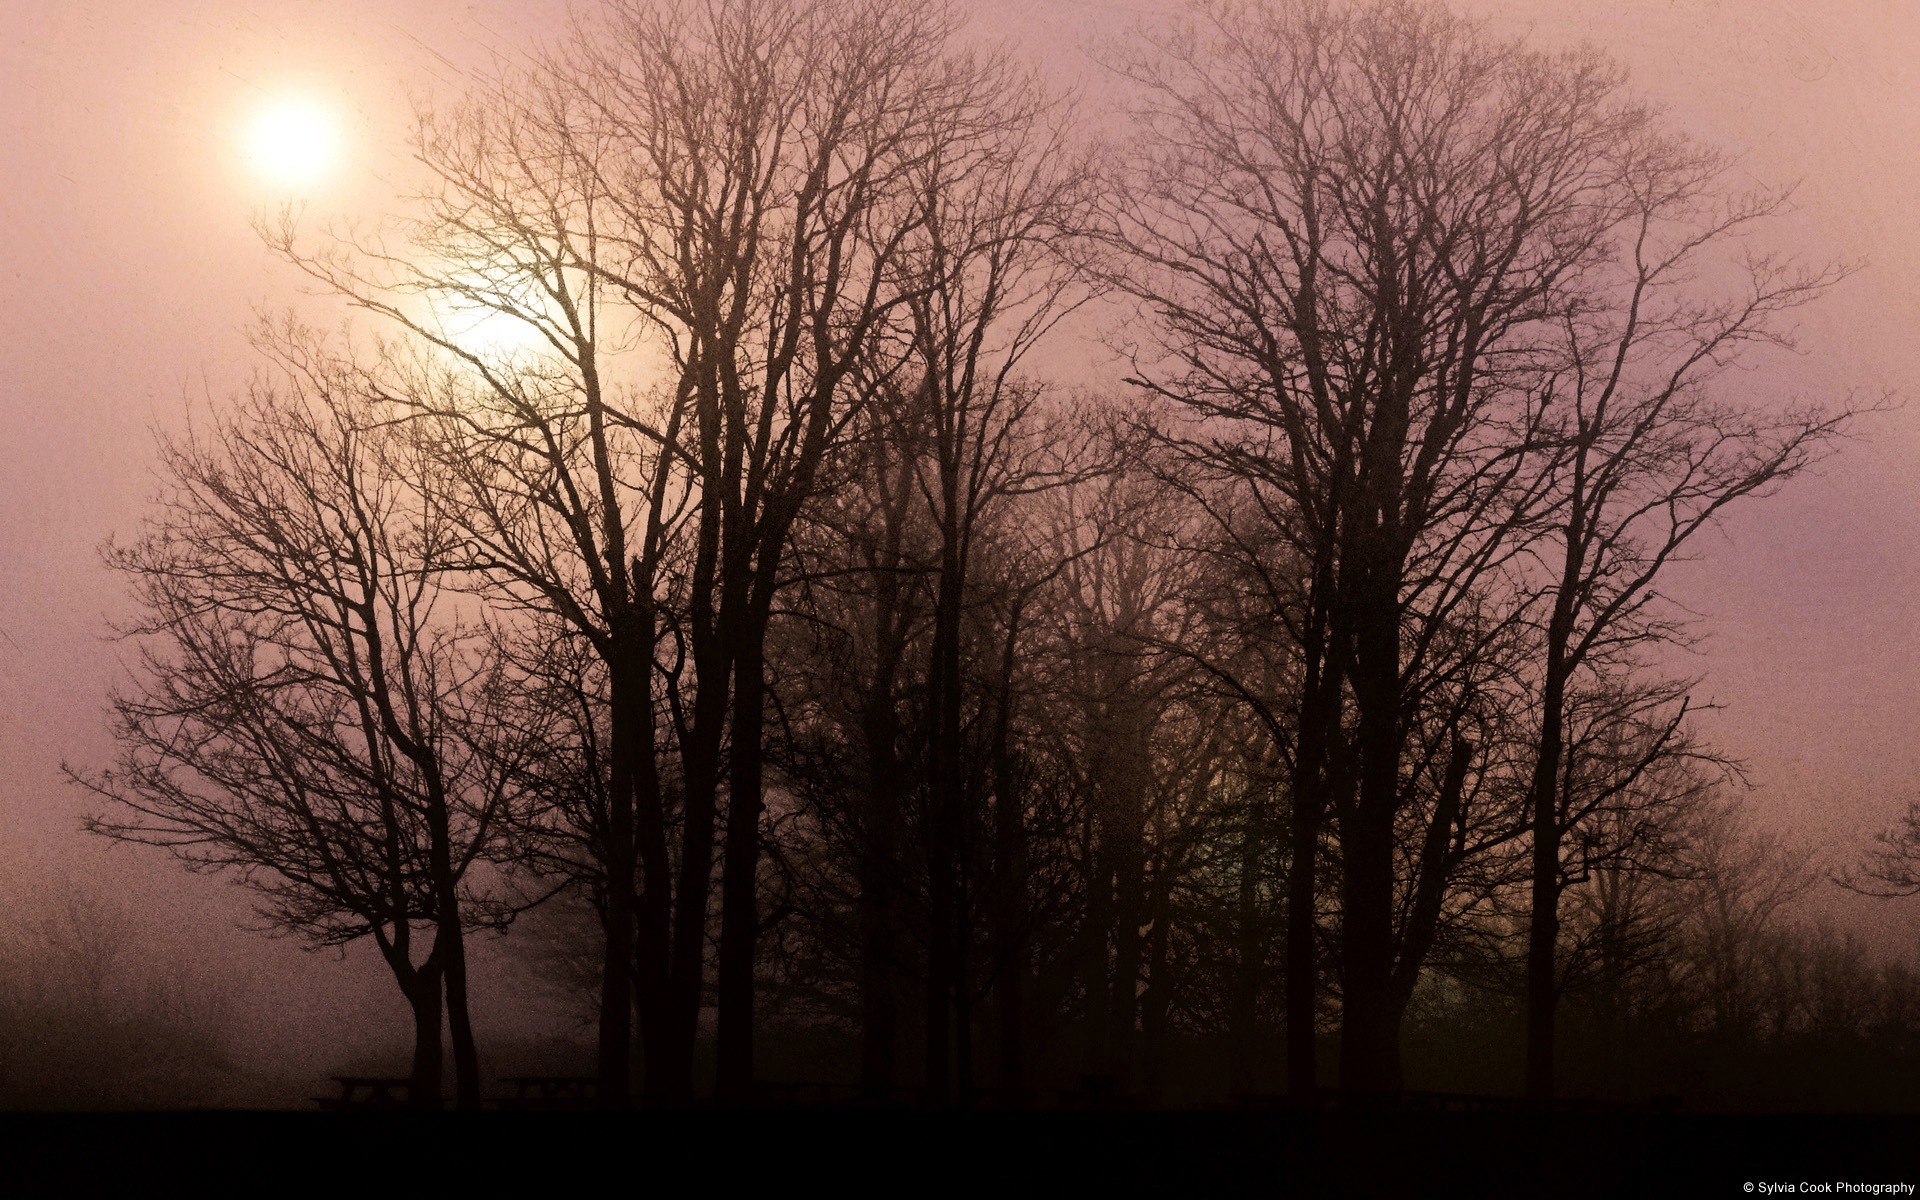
{"left": 3, "top": 0, "right": 1918, "bottom": 1069}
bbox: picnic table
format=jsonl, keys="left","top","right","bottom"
{"left": 496, "top": 1075, "right": 600, "bottom": 1109}
{"left": 314, "top": 1076, "right": 422, "bottom": 1110}
{"left": 750, "top": 1082, "right": 1017, "bottom": 1108}
{"left": 1217, "top": 1088, "right": 1682, "bottom": 1113}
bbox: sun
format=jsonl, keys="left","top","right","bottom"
{"left": 245, "top": 98, "right": 340, "bottom": 189}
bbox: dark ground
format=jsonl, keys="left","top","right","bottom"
{"left": 5, "top": 1110, "right": 1917, "bottom": 1197}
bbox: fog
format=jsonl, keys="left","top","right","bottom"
{"left": 2, "top": 0, "right": 1918, "bottom": 1114}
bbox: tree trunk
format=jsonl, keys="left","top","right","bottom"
{"left": 923, "top": 537, "right": 967, "bottom": 1104}
{"left": 1285, "top": 781, "right": 1322, "bottom": 1103}
{"left": 858, "top": 489, "right": 913, "bottom": 1097}
{"left": 1286, "top": 564, "right": 1344, "bottom": 1106}
{"left": 1079, "top": 830, "right": 1114, "bottom": 1083}
{"left": 989, "top": 622, "right": 1027, "bottom": 1092}
{"left": 443, "top": 932, "right": 479, "bottom": 1109}
{"left": 1107, "top": 754, "right": 1147, "bottom": 1091}
{"left": 1231, "top": 803, "right": 1263, "bottom": 1093}
{"left": 419, "top": 766, "right": 481, "bottom": 1111}
{"left": 1524, "top": 622, "right": 1572, "bottom": 1101}
{"left": 598, "top": 664, "right": 641, "bottom": 1108}
{"left": 407, "top": 963, "right": 446, "bottom": 1109}
{"left": 923, "top": 818, "right": 957, "bottom": 1103}
{"left": 1387, "top": 735, "right": 1474, "bottom": 1029}
{"left": 1140, "top": 862, "right": 1174, "bottom": 1102}
{"left": 436, "top": 906, "right": 480, "bottom": 1109}
{"left": 1338, "top": 548, "right": 1405, "bottom": 1093}
{"left": 664, "top": 550, "right": 730, "bottom": 1104}
{"left": 955, "top": 866, "right": 975, "bottom": 1107}
{"left": 717, "top": 628, "right": 770, "bottom": 1103}
{"left": 858, "top": 739, "right": 905, "bottom": 1096}
{"left": 628, "top": 596, "right": 681, "bottom": 1109}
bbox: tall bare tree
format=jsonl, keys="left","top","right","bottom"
{"left": 270, "top": 68, "right": 690, "bottom": 1101}
{"left": 881, "top": 62, "right": 1095, "bottom": 1101}
{"left": 1508, "top": 110, "right": 1855, "bottom": 1092}
{"left": 74, "top": 330, "right": 519, "bottom": 1108}
{"left": 1102, "top": 0, "right": 1821, "bottom": 1091}
{"left": 273, "top": 0, "right": 1002, "bottom": 1102}
{"left": 568, "top": 0, "right": 1039, "bottom": 1101}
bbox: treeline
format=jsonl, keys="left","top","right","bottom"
{"left": 72, "top": 0, "right": 1881, "bottom": 1110}
{"left": 1412, "top": 801, "right": 1920, "bottom": 1112}
{"left": 0, "top": 879, "right": 238, "bottom": 1109}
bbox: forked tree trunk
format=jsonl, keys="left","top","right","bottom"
{"left": 406, "top": 963, "right": 446, "bottom": 1109}
{"left": 439, "top": 915, "right": 480, "bottom": 1109}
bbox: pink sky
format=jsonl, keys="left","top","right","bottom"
{"left": 2, "top": 0, "right": 1915, "bottom": 1067}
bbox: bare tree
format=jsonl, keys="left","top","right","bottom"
{"left": 1834, "top": 800, "right": 1920, "bottom": 899}
{"left": 770, "top": 389, "right": 935, "bottom": 1096}
{"left": 1108, "top": 0, "right": 1657, "bottom": 1091}
{"left": 72, "top": 329, "right": 519, "bottom": 1108}
{"left": 265, "top": 53, "right": 685, "bottom": 1103}
{"left": 1516, "top": 127, "right": 1853, "bottom": 1098}
{"left": 273, "top": 0, "right": 1069, "bottom": 1103}
{"left": 881, "top": 63, "right": 1095, "bottom": 1101}
{"left": 1052, "top": 472, "right": 1203, "bottom": 1093}
{"left": 1674, "top": 797, "right": 1818, "bottom": 1039}
{"left": 1121, "top": 445, "right": 1334, "bottom": 1102}
{"left": 570, "top": 0, "right": 1033, "bottom": 1101}
{"left": 0, "top": 876, "right": 238, "bottom": 1109}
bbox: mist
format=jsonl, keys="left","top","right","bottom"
{"left": 5, "top": 0, "right": 1920, "bottom": 1194}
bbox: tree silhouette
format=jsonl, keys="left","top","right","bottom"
{"left": 1104, "top": 0, "right": 1852, "bottom": 1093}
{"left": 74, "top": 328, "right": 522, "bottom": 1107}
{"left": 1835, "top": 801, "right": 1920, "bottom": 899}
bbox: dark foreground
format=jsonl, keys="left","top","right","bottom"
{"left": 6, "top": 1110, "right": 1919, "bottom": 1197}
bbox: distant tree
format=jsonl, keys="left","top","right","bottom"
{"left": 71, "top": 330, "right": 521, "bottom": 1108}
{"left": 1121, "top": 451, "right": 1331, "bottom": 1102}
{"left": 882, "top": 62, "right": 1095, "bottom": 1101}
{"left": 768, "top": 387, "right": 936, "bottom": 1096}
{"left": 1835, "top": 800, "right": 1920, "bottom": 900}
{"left": 1051, "top": 473, "right": 1201, "bottom": 1093}
{"left": 1679, "top": 799, "right": 1817, "bottom": 1039}
{"left": 0, "top": 878, "right": 237, "bottom": 1110}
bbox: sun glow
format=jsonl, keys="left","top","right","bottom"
{"left": 456, "top": 309, "right": 551, "bottom": 356}
{"left": 245, "top": 98, "right": 340, "bottom": 189}
{"left": 427, "top": 269, "right": 559, "bottom": 361}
